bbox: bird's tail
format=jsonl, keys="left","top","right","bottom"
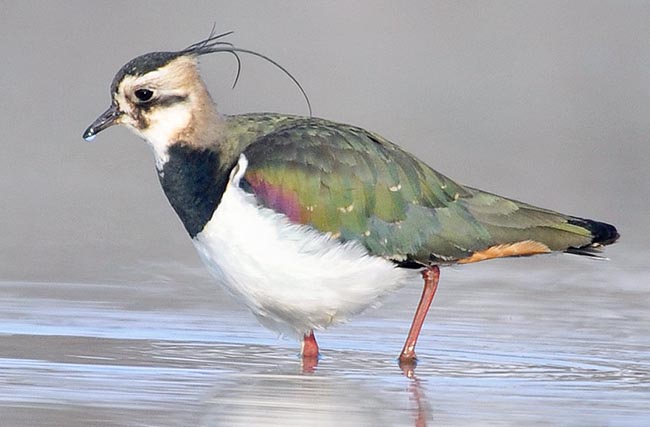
{"left": 455, "top": 188, "right": 620, "bottom": 263}
{"left": 564, "top": 217, "right": 620, "bottom": 257}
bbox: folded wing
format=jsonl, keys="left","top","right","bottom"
{"left": 239, "top": 118, "right": 618, "bottom": 265}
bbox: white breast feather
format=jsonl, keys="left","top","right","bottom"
{"left": 193, "top": 154, "right": 414, "bottom": 337}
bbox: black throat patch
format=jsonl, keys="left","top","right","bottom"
{"left": 158, "top": 143, "right": 233, "bottom": 238}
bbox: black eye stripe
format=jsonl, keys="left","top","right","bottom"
{"left": 137, "top": 94, "right": 189, "bottom": 111}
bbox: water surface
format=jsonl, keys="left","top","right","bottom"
{"left": 1, "top": 248, "right": 648, "bottom": 426}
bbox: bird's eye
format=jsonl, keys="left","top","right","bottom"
{"left": 134, "top": 88, "right": 154, "bottom": 102}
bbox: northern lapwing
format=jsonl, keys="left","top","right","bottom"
{"left": 83, "top": 32, "right": 619, "bottom": 363}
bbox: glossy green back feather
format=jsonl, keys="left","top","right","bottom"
{"left": 228, "top": 114, "right": 599, "bottom": 264}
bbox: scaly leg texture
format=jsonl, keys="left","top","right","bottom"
{"left": 399, "top": 265, "right": 440, "bottom": 363}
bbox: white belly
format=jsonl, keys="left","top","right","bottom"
{"left": 192, "top": 155, "right": 414, "bottom": 337}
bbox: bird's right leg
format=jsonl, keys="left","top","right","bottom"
{"left": 399, "top": 265, "right": 440, "bottom": 364}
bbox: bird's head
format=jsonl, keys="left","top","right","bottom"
{"left": 83, "top": 31, "right": 310, "bottom": 161}
{"left": 83, "top": 32, "right": 236, "bottom": 162}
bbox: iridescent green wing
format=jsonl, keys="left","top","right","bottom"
{"left": 240, "top": 117, "right": 597, "bottom": 264}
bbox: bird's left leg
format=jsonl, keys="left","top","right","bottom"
{"left": 301, "top": 330, "right": 319, "bottom": 358}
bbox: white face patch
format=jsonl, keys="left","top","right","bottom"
{"left": 113, "top": 57, "right": 202, "bottom": 169}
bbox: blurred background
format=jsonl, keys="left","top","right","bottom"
{"left": 1, "top": 0, "right": 648, "bottom": 284}
{"left": 2, "top": 2, "right": 650, "bottom": 426}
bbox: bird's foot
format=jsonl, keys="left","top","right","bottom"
{"left": 398, "top": 354, "right": 418, "bottom": 378}
{"left": 300, "top": 331, "right": 320, "bottom": 372}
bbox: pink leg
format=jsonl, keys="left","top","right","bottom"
{"left": 399, "top": 265, "right": 440, "bottom": 364}
{"left": 302, "top": 330, "right": 319, "bottom": 358}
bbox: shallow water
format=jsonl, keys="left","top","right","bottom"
{"left": 0, "top": 247, "right": 648, "bottom": 426}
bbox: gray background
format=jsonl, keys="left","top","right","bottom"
{"left": 1, "top": 1, "right": 648, "bottom": 281}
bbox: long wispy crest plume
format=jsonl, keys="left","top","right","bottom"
{"left": 183, "top": 28, "right": 312, "bottom": 117}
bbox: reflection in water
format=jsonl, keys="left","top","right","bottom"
{"left": 301, "top": 355, "right": 319, "bottom": 374}
{"left": 407, "top": 374, "right": 429, "bottom": 427}
{"left": 201, "top": 371, "right": 401, "bottom": 426}
{"left": 399, "top": 362, "right": 430, "bottom": 427}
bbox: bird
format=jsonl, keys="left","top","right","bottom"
{"left": 83, "top": 32, "right": 619, "bottom": 364}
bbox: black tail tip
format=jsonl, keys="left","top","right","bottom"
{"left": 568, "top": 217, "right": 620, "bottom": 246}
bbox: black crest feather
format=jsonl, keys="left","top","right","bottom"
{"left": 111, "top": 28, "right": 312, "bottom": 116}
